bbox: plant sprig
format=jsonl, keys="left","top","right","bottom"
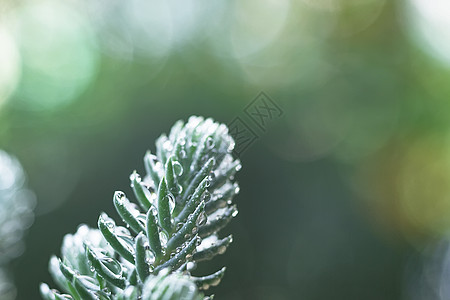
{"left": 41, "top": 116, "right": 241, "bottom": 300}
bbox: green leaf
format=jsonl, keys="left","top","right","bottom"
{"left": 130, "top": 171, "right": 152, "bottom": 211}
{"left": 193, "top": 235, "right": 233, "bottom": 262}
{"left": 135, "top": 232, "right": 151, "bottom": 282}
{"left": 165, "top": 156, "right": 176, "bottom": 196}
{"left": 192, "top": 267, "right": 227, "bottom": 290}
{"left": 85, "top": 245, "right": 126, "bottom": 289}
{"left": 145, "top": 206, "right": 163, "bottom": 261}
{"left": 144, "top": 151, "right": 161, "bottom": 189}
{"left": 98, "top": 213, "right": 135, "bottom": 264}
{"left": 157, "top": 177, "right": 173, "bottom": 235}
{"left": 113, "top": 191, "right": 145, "bottom": 235}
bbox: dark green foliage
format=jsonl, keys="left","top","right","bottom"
{"left": 41, "top": 116, "right": 241, "bottom": 300}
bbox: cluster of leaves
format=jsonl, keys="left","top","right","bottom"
{"left": 0, "top": 150, "right": 35, "bottom": 300}
{"left": 41, "top": 116, "right": 241, "bottom": 300}
{"left": 0, "top": 150, "right": 35, "bottom": 265}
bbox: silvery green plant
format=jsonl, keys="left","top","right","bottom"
{"left": 0, "top": 150, "right": 35, "bottom": 300}
{"left": 41, "top": 116, "right": 241, "bottom": 300}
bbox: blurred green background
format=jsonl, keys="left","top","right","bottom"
{"left": 2, "top": 0, "right": 450, "bottom": 299}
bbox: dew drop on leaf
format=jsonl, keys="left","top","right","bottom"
{"left": 115, "top": 191, "right": 126, "bottom": 200}
{"left": 202, "top": 190, "right": 211, "bottom": 201}
{"left": 178, "top": 137, "right": 186, "bottom": 146}
{"left": 163, "top": 140, "right": 173, "bottom": 152}
{"left": 217, "top": 246, "right": 227, "bottom": 255}
{"left": 196, "top": 212, "right": 207, "bottom": 226}
{"left": 129, "top": 171, "right": 141, "bottom": 185}
{"left": 186, "top": 262, "right": 196, "bottom": 271}
{"left": 150, "top": 206, "right": 158, "bottom": 216}
{"left": 167, "top": 194, "right": 175, "bottom": 213}
{"left": 159, "top": 232, "right": 168, "bottom": 246}
{"left": 234, "top": 183, "right": 240, "bottom": 194}
{"left": 206, "top": 136, "right": 215, "bottom": 150}
{"left": 105, "top": 221, "right": 114, "bottom": 229}
{"left": 175, "top": 222, "right": 183, "bottom": 231}
{"left": 172, "top": 161, "right": 183, "bottom": 176}
{"left": 227, "top": 141, "right": 235, "bottom": 152}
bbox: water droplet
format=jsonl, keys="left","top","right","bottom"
{"left": 235, "top": 162, "right": 242, "bottom": 172}
{"left": 217, "top": 246, "right": 227, "bottom": 255}
{"left": 179, "top": 150, "right": 187, "bottom": 159}
{"left": 129, "top": 171, "right": 142, "bottom": 184}
{"left": 196, "top": 212, "right": 207, "bottom": 226}
{"left": 178, "top": 137, "right": 186, "bottom": 146}
{"left": 150, "top": 206, "right": 158, "bottom": 216}
{"left": 145, "top": 249, "right": 155, "bottom": 265}
{"left": 184, "top": 233, "right": 191, "bottom": 239}
{"left": 176, "top": 184, "right": 183, "bottom": 194}
{"left": 202, "top": 190, "right": 211, "bottom": 201}
{"left": 105, "top": 221, "right": 114, "bottom": 229}
{"left": 170, "top": 252, "right": 176, "bottom": 258}
{"left": 170, "top": 184, "right": 183, "bottom": 195}
{"left": 186, "top": 253, "right": 193, "bottom": 260}
{"left": 115, "top": 191, "right": 126, "bottom": 200}
{"left": 146, "top": 153, "right": 159, "bottom": 164}
{"left": 167, "top": 194, "right": 175, "bottom": 213}
{"left": 159, "top": 232, "right": 168, "bottom": 246}
{"left": 186, "top": 262, "right": 196, "bottom": 271}
{"left": 227, "top": 141, "right": 235, "bottom": 152}
{"left": 206, "top": 137, "right": 215, "bottom": 149}
{"left": 192, "top": 227, "right": 198, "bottom": 235}
{"left": 227, "top": 199, "right": 232, "bottom": 205}
{"left": 196, "top": 237, "right": 202, "bottom": 246}
{"left": 176, "top": 222, "right": 183, "bottom": 231}
{"left": 172, "top": 161, "right": 183, "bottom": 176}
{"left": 232, "top": 209, "right": 239, "bottom": 218}
{"left": 234, "top": 183, "right": 240, "bottom": 194}
{"left": 163, "top": 140, "right": 173, "bottom": 152}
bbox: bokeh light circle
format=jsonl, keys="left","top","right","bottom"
{"left": 10, "top": 0, "right": 99, "bottom": 110}
{"left": 403, "top": 0, "right": 450, "bottom": 67}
